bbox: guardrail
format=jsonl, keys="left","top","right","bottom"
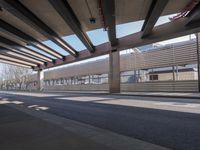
{"left": 43, "top": 80, "right": 198, "bottom": 92}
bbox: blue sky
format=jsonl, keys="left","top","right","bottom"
{"left": 0, "top": 14, "right": 195, "bottom": 71}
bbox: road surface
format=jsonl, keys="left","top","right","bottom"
{"left": 0, "top": 91, "right": 200, "bottom": 150}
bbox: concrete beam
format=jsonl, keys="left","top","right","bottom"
{"left": 0, "top": 0, "right": 78, "bottom": 57}
{"left": 0, "top": 54, "right": 34, "bottom": 68}
{"left": 0, "top": 51, "right": 41, "bottom": 66}
{"left": 0, "top": 36, "right": 52, "bottom": 62}
{"left": 0, "top": 59, "right": 32, "bottom": 68}
{"left": 100, "top": 0, "right": 117, "bottom": 46}
{"left": 109, "top": 50, "right": 120, "bottom": 93}
{"left": 186, "top": 2, "right": 200, "bottom": 26}
{"left": 34, "top": 42, "right": 112, "bottom": 70}
{"left": 0, "top": 19, "right": 64, "bottom": 59}
{"left": 49, "top": 0, "right": 95, "bottom": 53}
{"left": 141, "top": 0, "right": 169, "bottom": 38}
{"left": 0, "top": 44, "right": 47, "bottom": 63}
{"left": 0, "top": 46, "right": 44, "bottom": 65}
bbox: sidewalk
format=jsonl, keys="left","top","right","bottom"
{"left": 0, "top": 105, "right": 110, "bottom": 150}
{"left": 118, "top": 92, "right": 200, "bottom": 99}
{"left": 1, "top": 90, "right": 200, "bottom": 99}
{"left": 0, "top": 103, "right": 168, "bottom": 150}
{"left": 33, "top": 90, "right": 200, "bottom": 99}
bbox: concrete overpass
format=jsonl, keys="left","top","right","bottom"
{"left": 1, "top": 0, "right": 200, "bottom": 93}
{"left": 2, "top": 1, "right": 200, "bottom": 149}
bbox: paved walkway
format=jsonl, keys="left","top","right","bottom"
{"left": 119, "top": 92, "right": 200, "bottom": 99}
{"left": 0, "top": 105, "right": 112, "bottom": 150}
{"left": 1, "top": 90, "right": 200, "bottom": 99}
{"left": 44, "top": 90, "right": 200, "bottom": 99}
{"left": 0, "top": 96, "right": 168, "bottom": 150}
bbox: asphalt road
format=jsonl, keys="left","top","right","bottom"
{"left": 1, "top": 92, "right": 200, "bottom": 150}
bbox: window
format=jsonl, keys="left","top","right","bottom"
{"left": 150, "top": 75, "right": 158, "bottom": 81}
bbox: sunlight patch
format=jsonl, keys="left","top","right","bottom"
{"left": 154, "top": 102, "right": 200, "bottom": 108}
{"left": 94, "top": 99, "right": 200, "bottom": 114}
{"left": 0, "top": 99, "right": 24, "bottom": 105}
{"left": 57, "top": 96, "right": 113, "bottom": 102}
{"left": 0, "top": 99, "right": 10, "bottom": 104}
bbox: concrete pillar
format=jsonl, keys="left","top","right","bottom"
{"left": 138, "top": 70, "right": 141, "bottom": 82}
{"left": 196, "top": 33, "right": 200, "bottom": 92}
{"left": 88, "top": 75, "right": 91, "bottom": 84}
{"left": 109, "top": 50, "right": 120, "bottom": 93}
{"left": 176, "top": 64, "right": 179, "bottom": 80}
{"left": 37, "top": 69, "right": 44, "bottom": 91}
{"left": 172, "top": 66, "right": 175, "bottom": 81}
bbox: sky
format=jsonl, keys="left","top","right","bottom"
{"left": 0, "top": 14, "right": 196, "bottom": 71}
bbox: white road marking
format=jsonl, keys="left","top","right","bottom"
{"left": 28, "top": 105, "right": 49, "bottom": 111}
{"left": 28, "top": 105, "right": 39, "bottom": 108}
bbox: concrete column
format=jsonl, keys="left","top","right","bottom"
{"left": 176, "top": 64, "right": 179, "bottom": 80}
{"left": 196, "top": 33, "right": 200, "bottom": 92}
{"left": 172, "top": 66, "right": 175, "bottom": 81}
{"left": 37, "top": 69, "right": 44, "bottom": 91}
{"left": 138, "top": 70, "right": 141, "bottom": 82}
{"left": 88, "top": 75, "right": 91, "bottom": 84}
{"left": 109, "top": 50, "right": 120, "bottom": 93}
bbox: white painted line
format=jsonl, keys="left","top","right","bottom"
{"left": 28, "top": 105, "right": 39, "bottom": 108}
{"left": 12, "top": 101, "right": 24, "bottom": 104}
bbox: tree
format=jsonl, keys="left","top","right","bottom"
{"left": 0, "top": 63, "right": 33, "bottom": 90}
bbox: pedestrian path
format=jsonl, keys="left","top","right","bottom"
{"left": 0, "top": 98, "right": 169, "bottom": 150}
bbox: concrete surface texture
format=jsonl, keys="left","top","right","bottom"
{"left": 0, "top": 105, "right": 112, "bottom": 150}
{"left": 1, "top": 91, "right": 200, "bottom": 149}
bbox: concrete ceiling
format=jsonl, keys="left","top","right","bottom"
{"left": 1, "top": 0, "right": 192, "bottom": 41}
{"left": 1, "top": 0, "right": 200, "bottom": 70}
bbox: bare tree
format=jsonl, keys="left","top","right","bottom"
{"left": 0, "top": 63, "right": 33, "bottom": 90}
